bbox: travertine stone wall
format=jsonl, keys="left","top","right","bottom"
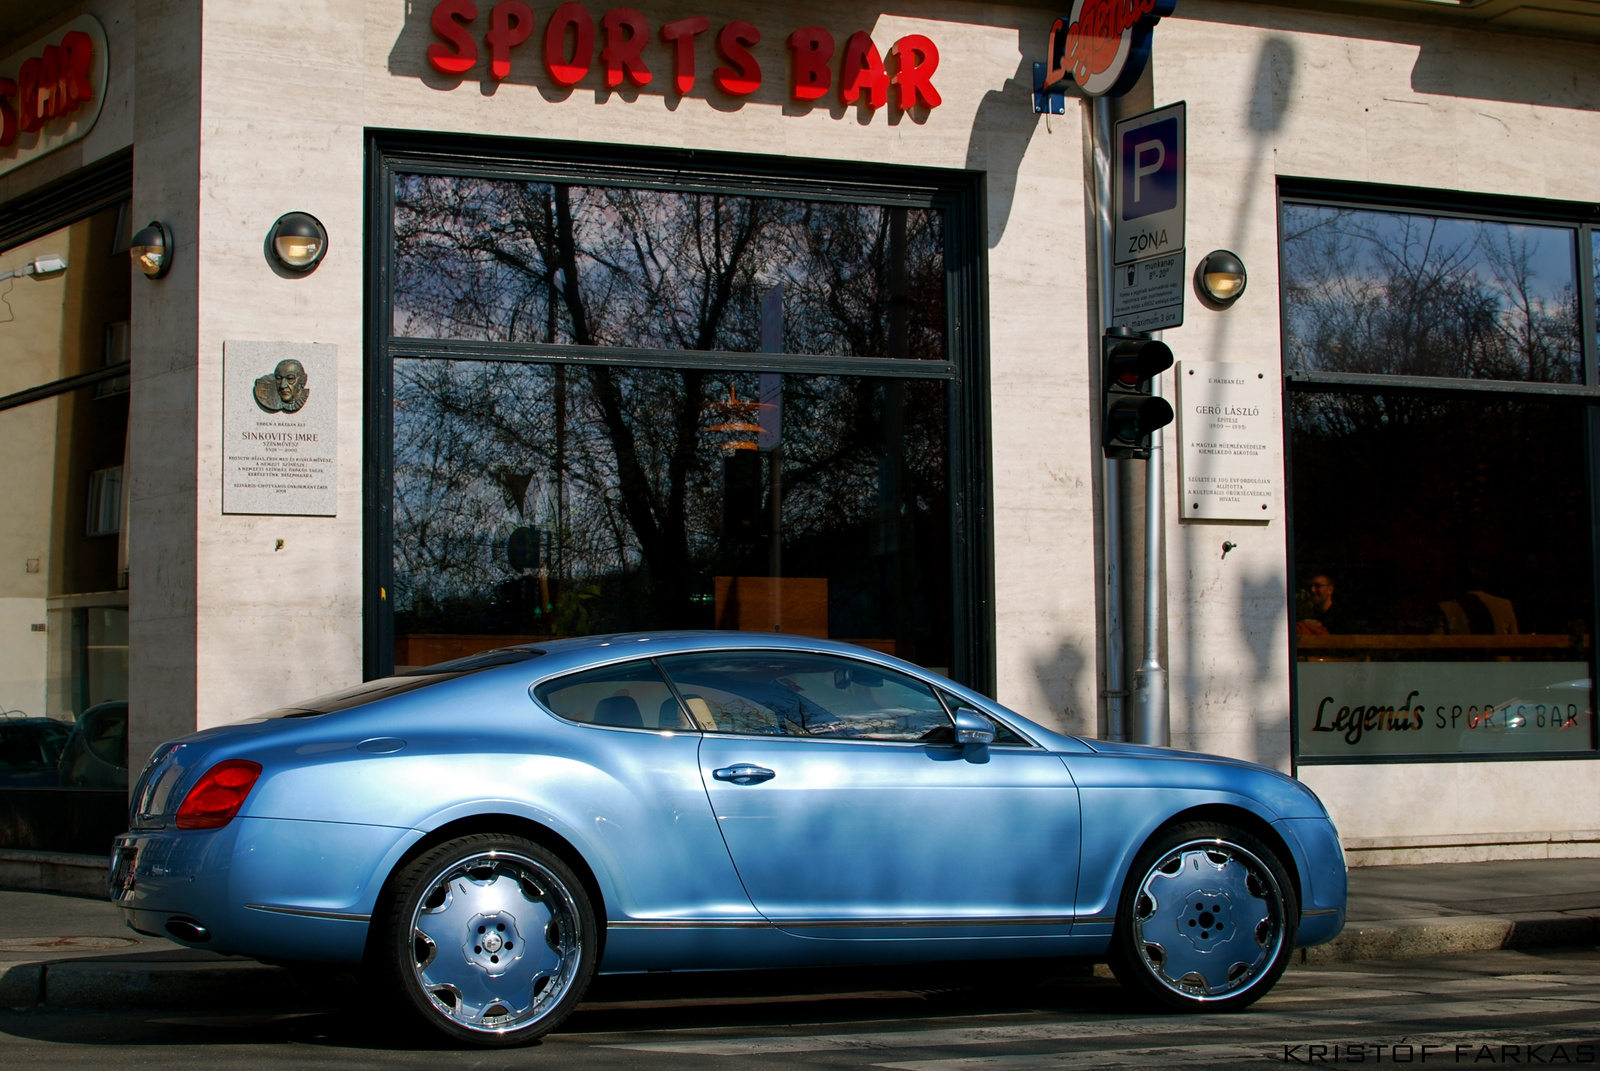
{"left": 3, "top": 0, "right": 1595, "bottom": 858}
{"left": 127, "top": 0, "right": 202, "bottom": 774}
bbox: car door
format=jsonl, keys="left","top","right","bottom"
{"left": 531, "top": 658, "right": 759, "bottom": 925}
{"left": 660, "top": 650, "right": 1081, "bottom": 939}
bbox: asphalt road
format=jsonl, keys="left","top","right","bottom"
{"left": 2, "top": 947, "right": 1597, "bottom": 1070}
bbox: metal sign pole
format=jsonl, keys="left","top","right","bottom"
{"left": 1092, "top": 95, "right": 1127, "bottom": 742}
{"left": 1134, "top": 339, "right": 1169, "bottom": 746}
{"left": 1111, "top": 101, "right": 1184, "bottom": 749}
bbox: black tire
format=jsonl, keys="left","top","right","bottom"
{"left": 381, "top": 834, "right": 598, "bottom": 1047}
{"left": 1107, "top": 821, "right": 1297, "bottom": 1012}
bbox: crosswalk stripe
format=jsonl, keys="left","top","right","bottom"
{"left": 600, "top": 994, "right": 1600, "bottom": 1056}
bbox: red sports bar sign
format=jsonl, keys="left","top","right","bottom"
{"left": 426, "top": 1, "right": 941, "bottom": 111}
{"left": 0, "top": 30, "right": 93, "bottom": 144}
{"left": 0, "top": 14, "right": 108, "bottom": 178}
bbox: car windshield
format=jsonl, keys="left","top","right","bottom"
{"left": 260, "top": 647, "right": 545, "bottom": 718}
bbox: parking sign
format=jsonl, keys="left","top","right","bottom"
{"left": 1113, "top": 102, "right": 1185, "bottom": 267}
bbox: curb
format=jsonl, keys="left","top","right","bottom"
{"left": 1303, "top": 911, "right": 1600, "bottom": 965}
{"left": 1, "top": 955, "right": 298, "bottom": 1010}
{"left": 0, "top": 850, "right": 106, "bottom": 899}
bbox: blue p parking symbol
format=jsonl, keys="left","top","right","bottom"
{"left": 1121, "top": 117, "right": 1179, "bottom": 220}
{"left": 1112, "top": 102, "right": 1185, "bottom": 267}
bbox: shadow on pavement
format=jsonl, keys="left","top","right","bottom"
{"left": 0, "top": 959, "right": 1133, "bottom": 1050}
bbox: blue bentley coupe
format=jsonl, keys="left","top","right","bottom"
{"left": 111, "top": 632, "right": 1346, "bottom": 1046}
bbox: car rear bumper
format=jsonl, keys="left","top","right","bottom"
{"left": 111, "top": 816, "right": 419, "bottom": 963}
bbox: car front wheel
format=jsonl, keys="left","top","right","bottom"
{"left": 1108, "top": 821, "right": 1297, "bottom": 1012}
{"left": 381, "top": 834, "right": 597, "bottom": 1046}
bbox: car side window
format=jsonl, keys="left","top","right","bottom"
{"left": 534, "top": 660, "right": 691, "bottom": 731}
{"left": 656, "top": 652, "right": 952, "bottom": 741}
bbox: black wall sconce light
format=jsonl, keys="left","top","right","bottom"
{"left": 130, "top": 220, "right": 172, "bottom": 279}
{"left": 268, "top": 212, "right": 328, "bottom": 274}
{"left": 1194, "top": 249, "right": 1247, "bottom": 309}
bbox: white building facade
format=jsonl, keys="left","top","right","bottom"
{"left": 1, "top": 0, "right": 1597, "bottom": 863}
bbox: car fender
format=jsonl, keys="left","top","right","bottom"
{"left": 1072, "top": 785, "right": 1304, "bottom": 925}
{"left": 402, "top": 795, "right": 628, "bottom": 918}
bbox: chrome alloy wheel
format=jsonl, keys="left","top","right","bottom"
{"left": 408, "top": 851, "right": 584, "bottom": 1035}
{"left": 1130, "top": 838, "right": 1286, "bottom": 1002}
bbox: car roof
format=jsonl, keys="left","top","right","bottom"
{"left": 520, "top": 631, "right": 928, "bottom": 675}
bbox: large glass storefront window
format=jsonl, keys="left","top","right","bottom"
{"left": 0, "top": 200, "right": 132, "bottom": 802}
{"left": 1283, "top": 192, "right": 1597, "bottom": 762}
{"left": 373, "top": 145, "right": 987, "bottom": 685}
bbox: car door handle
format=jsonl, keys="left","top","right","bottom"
{"left": 713, "top": 764, "right": 775, "bottom": 785}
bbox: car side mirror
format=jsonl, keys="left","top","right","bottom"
{"left": 952, "top": 708, "right": 996, "bottom": 746}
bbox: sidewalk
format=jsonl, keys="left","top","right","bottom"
{"left": 1305, "top": 856, "right": 1600, "bottom": 964}
{"left": 1, "top": 851, "right": 1596, "bottom": 1010}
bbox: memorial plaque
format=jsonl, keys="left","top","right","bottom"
{"left": 1175, "top": 360, "right": 1277, "bottom": 521}
{"left": 223, "top": 341, "right": 337, "bottom": 515}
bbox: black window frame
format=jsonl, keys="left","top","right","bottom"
{"left": 1279, "top": 177, "right": 1600, "bottom": 767}
{"left": 364, "top": 131, "right": 996, "bottom": 694}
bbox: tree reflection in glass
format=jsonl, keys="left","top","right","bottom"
{"left": 1281, "top": 204, "right": 1581, "bottom": 383}
{"left": 392, "top": 175, "right": 946, "bottom": 360}
{"left": 392, "top": 361, "right": 950, "bottom": 667}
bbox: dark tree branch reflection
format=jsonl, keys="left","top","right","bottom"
{"left": 390, "top": 175, "right": 951, "bottom": 657}
{"left": 1282, "top": 204, "right": 1581, "bottom": 385}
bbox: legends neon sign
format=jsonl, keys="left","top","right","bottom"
{"left": 426, "top": 1, "right": 941, "bottom": 111}
{"left": 1041, "top": 0, "right": 1175, "bottom": 99}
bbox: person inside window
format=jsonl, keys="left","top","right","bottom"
{"left": 1298, "top": 572, "right": 1360, "bottom": 635}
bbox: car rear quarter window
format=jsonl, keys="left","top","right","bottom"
{"left": 535, "top": 660, "right": 690, "bottom": 731}
{"left": 656, "top": 652, "right": 952, "bottom": 741}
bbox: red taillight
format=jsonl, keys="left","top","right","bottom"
{"left": 175, "top": 760, "right": 262, "bottom": 830}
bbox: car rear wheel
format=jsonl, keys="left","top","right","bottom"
{"left": 382, "top": 834, "right": 597, "bottom": 1046}
{"left": 1107, "top": 821, "right": 1297, "bottom": 1012}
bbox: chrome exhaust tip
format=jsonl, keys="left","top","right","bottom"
{"left": 164, "top": 917, "right": 210, "bottom": 943}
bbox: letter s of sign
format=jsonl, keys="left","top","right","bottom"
{"left": 713, "top": 20, "right": 761, "bottom": 96}
{"left": 486, "top": 1, "right": 535, "bottom": 81}
{"left": 428, "top": 0, "right": 478, "bottom": 75}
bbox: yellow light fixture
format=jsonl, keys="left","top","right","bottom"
{"left": 130, "top": 221, "right": 172, "bottom": 279}
{"left": 268, "top": 212, "right": 328, "bottom": 273}
{"left": 1196, "top": 249, "right": 1247, "bottom": 308}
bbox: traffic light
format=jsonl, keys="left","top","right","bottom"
{"left": 1102, "top": 331, "right": 1174, "bottom": 459}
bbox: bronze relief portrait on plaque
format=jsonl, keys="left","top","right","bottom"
{"left": 253, "top": 359, "right": 310, "bottom": 413}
